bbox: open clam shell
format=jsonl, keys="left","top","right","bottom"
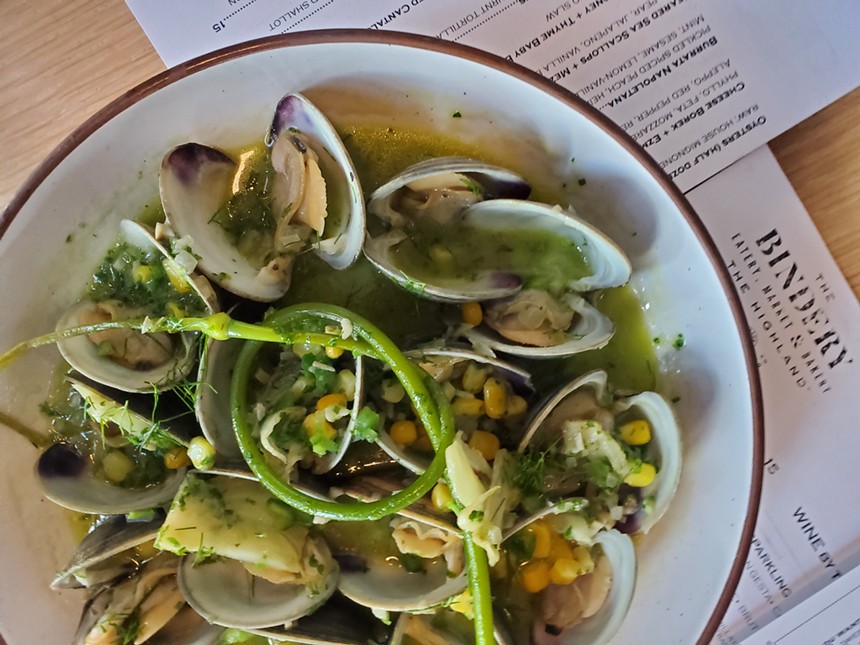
{"left": 535, "top": 529, "right": 636, "bottom": 645}
{"left": 460, "top": 200, "right": 631, "bottom": 292}
{"left": 56, "top": 219, "right": 215, "bottom": 393}
{"left": 517, "top": 370, "right": 681, "bottom": 535}
{"left": 72, "top": 553, "right": 181, "bottom": 645}
{"left": 269, "top": 93, "right": 366, "bottom": 270}
{"left": 364, "top": 158, "right": 531, "bottom": 303}
{"left": 160, "top": 94, "right": 364, "bottom": 302}
{"left": 178, "top": 545, "right": 339, "bottom": 630}
{"left": 335, "top": 513, "right": 467, "bottom": 612}
{"left": 614, "top": 392, "right": 682, "bottom": 534}
{"left": 37, "top": 442, "right": 185, "bottom": 514}
{"left": 465, "top": 290, "right": 615, "bottom": 358}
{"left": 52, "top": 513, "right": 164, "bottom": 590}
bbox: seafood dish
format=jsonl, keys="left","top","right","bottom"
{"left": 7, "top": 91, "right": 683, "bottom": 645}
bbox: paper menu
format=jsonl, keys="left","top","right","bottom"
{"left": 686, "top": 146, "right": 860, "bottom": 642}
{"left": 741, "top": 558, "right": 860, "bottom": 645}
{"left": 126, "top": 0, "right": 860, "bottom": 192}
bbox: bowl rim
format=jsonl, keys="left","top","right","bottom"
{"left": 0, "top": 28, "right": 763, "bottom": 643}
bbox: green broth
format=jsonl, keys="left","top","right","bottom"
{"left": 391, "top": 219, "right": 591, "bottom": 297}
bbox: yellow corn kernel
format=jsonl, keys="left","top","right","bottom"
{"left": 530, "top": 521, "right": 553, "bottom": 559}
{"left": 162, "top": 259, "right": 190, "bottom": 292}
{"left": 461, "top": 363, "right": 489, "bottom": 394}
{"left": 506, "top": 394, "right": 528, "bottom": 417}
{"left": 431, "top": 482, "right": 453, "bottom": 511}
{"left": 469, "top": 430, "right": 500, "bottom": 461}
{"left": 620, "top": 419, "right": 652, "bottom": 445}
{"left": 316, "top": 393, "right": 348, "bottom": 411}
{"left": 325, "top": 345, "right": 344, "bottom": 359}
{"left": 132, "top": 265, "right": 153, "bottom": 283}
{"left": 390, "top": 420, "right": 418, "bottom": 447}
{"left": 303, "top": 412, "right": 337, "bottom": 440}
{"left": 452, "top": 396, "right": 485, "bottom": 417}
{"left": 166, "top": 302, "right": 188, "bottom": 318}
{"left": 550, "top": 535, "right": 574, "bottom": 561}
{"left": 572, "top": 546, "right": 595, "bottom": 575}
{"left": 483, "top": 378, "right": 507, "bottom": 419}
{"left": 624, "top": 462, "right": 657, "bottom": 487}
{"left": 461, "top": 301, "right": 483, "bottom": 326}
{"left": 163, "top": 446, "right": 191, "bottom": 469}
{"left": 520, "top": 559, "right": 552, "bottom": 593}
{"left": 550, "top": 558, "right": 581, "bottom": 585}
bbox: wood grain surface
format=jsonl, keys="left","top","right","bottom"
{"left": 1, "top": 2, "right": 857, "bottom": 298}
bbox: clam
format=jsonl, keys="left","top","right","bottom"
{"left": 72, "top": 553, "right": 184, "bottom": 645}
{"left": 532, "top": 529, "right": 636, "bottom": 644}
{"left": 36, "top": 375, "right": 193, "bottom": 515}
{"left": 364, "top": 158, "right": 531, "bottom": 302}
{"left": 516, "top": 370, "right": 681, "bottom": 536}
{"left": 464, "top": 289, "right": 615, "bottom": 358}
{"left": 160, "top": 93, "right": 365, "bottom": 302}
{"left": 157, "top": 473, "right": 339, "bottom": 629}
{"left": 37, "top": 442, "right": 184, "bottom": 515}
{"left": 56, "top": 219, "right": 217, "bottom": 393}
{"left": 370, "top": 348, "right": 533, "bottom": 475}
{"left": 331, "top": 514, "right": 467, "bottom": 612}
{"left": 52, "top": 513, "right": 164, "bottom": 590}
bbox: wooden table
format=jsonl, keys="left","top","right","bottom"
{"left": 1, "top": 1, "right": 858, "bottom": 298}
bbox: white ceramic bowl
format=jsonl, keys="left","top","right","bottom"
{"left": 0, "top": 31, "right": 762, "bottom": 644}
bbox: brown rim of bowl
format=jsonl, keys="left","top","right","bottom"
{"left": 0, "top": 28, "right": 763, "bottom": 642}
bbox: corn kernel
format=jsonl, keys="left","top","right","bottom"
{"left": 303, "top": 412, "right": 337, "bottom": 440}
{"left": 187, "top": 436, "right": 216, "bottom": 470}
{"left": 461, "top": 364, "right": 489, "bottom": 393}
{"left": 381, "top": 379, "right": 406, "bottom": 403}
{"left": 550, "top": 535, "right": 574, "bottom": 561}
{"left": 624, "top": 462, "right": 657, "bottom": 487}
{"left": 483, "top": 378, "right": 507, "bottom": 419}
{"left": 317, "top": 393, "right": 348, "bottom": 411}
{"left": 390, "top": 420, "right": 418, "bottom": 447}
{"left": 620, "top": 419, "right": 652, "bottom": 445}
{"left": 530, "top": 521, "right": 553, "bottom": 559}
{"left": 469, "top": 430, "right": 500, "bottom": 461}
{"left": 132, "top": 265, "right": 153, "bottom": 283}
{"left": 325, "top": 345, "right": 344, "bottom": 359}
{"left": 506, "top": 394, "right": 528, "bottom": 417}
{"left": 550, "top": 558, "right": 581, "bottom": 585}
{"left": 452, "top": 396, "right": 485, "bottom": 417}
{"left": 431, "top": 482, "right": 453, "bottom": 511}
{"left": 461, "top": 302, "right": 483, "bottom": 326}
{"left": 572, "top": 546, "right": 595, "bottom": 575}
{"left": 163, "top": 446, "right": 191, "bottom": 469}
{"left": 520, "top": 559, "right": 552, "bottom": 593}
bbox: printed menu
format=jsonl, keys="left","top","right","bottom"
{"left": 125, "top": 0, "right": 860, "bottom": 641}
